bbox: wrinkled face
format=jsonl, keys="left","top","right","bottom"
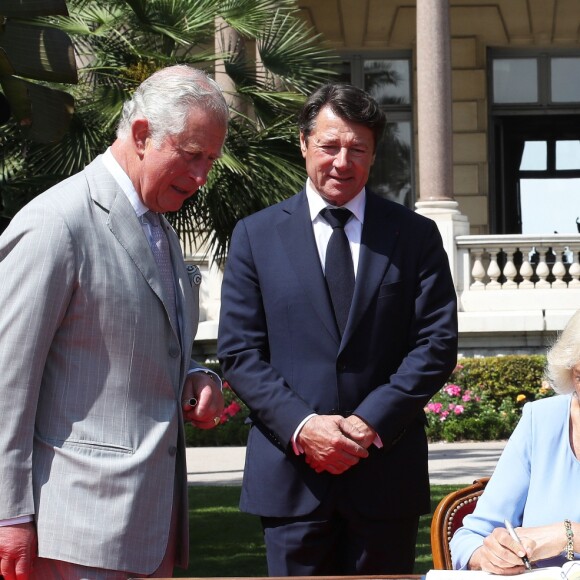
{"left": 300, "top": 105, "right": 376, "bottom": 207}
{"left": 136, "top": 107, "right": 227, "bottom": 213}
{"left": 573, "top": 363, "right": 580, "bottom": 395}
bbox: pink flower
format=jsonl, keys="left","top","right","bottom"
{"left": 220, "top": 401, "right": 242, "bottom": 423}
{"left": 440, "top": 411, "right": 449, "bottom": 422}
{"left": 444, "top": 384, "right": 461, "bottom": 397}
{"left": 454, "top": 405, "right": 464, "bottom": 415}
{"left": 427, "top": 402, "right": 443, "bottom": 414}
{"left": 462, "top": 390, "right": 472, "bottom": 402}
{"left": 448, "top": 403, "right": 456, "bottom": 410}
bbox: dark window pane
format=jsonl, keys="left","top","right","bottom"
{"left": 363, "top": 59, "right": 410, "bottom": 106}
{"left": 368, "top": 121, "right": 412, "bottom": 207}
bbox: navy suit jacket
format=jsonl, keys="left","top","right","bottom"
{"left": 218, "top": 189, "right": 458, "bottom": 519}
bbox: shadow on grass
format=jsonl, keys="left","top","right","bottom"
{"left": 179, "top": 484, "right": 462, "bottom": 577}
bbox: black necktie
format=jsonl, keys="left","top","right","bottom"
{"left": 320, "top": 207, "right": 355, "bottom": 335}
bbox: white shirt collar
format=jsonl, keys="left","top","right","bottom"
{"left": 305, "top": 178, "right": 366, "bottom": 224}
{"left": 102, "top": 147, "right": 149, "bottom": 218}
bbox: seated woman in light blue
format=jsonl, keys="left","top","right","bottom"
{"left": 450, "top": 310, "right": 580, "bottom": 573}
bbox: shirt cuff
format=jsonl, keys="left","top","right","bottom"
{"left": 187, "top": 367, "right": 223, "bottom": 390}
{"left": 291, "top": 413, "right": 317, "bottom": 455}
{"left": 0, "top": 515, "right": 34, "bottom": 527}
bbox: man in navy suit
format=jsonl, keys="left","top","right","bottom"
{"left": 218, "top": 83, "right": 458, "bottom": 576}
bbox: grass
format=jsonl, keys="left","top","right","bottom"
{"left": 179, "top": 484, "right": 462, "bottom": 577}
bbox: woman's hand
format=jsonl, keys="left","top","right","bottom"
{"left": 517, "top": 522, "right": 570, "bottom": 563}
{"left": 468, "top": 527, "right": 535, "bottom": 575}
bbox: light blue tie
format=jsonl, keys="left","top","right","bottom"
{"left": 146, "top": 211, "right": 178, "bottom": 326}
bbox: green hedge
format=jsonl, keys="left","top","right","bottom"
{"left": 186, "top": 355, "right": 555, "bottom": 446}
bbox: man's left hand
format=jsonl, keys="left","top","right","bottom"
{"left": 182, "top": 372, "right": 224, "bottom": 429}
{"left": 343, "top": 415, "right": 377, "bottom": 449}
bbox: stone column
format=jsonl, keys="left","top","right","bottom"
{"left": 415, "top": 0, "right": 469, "bottom": 284}
{"left": 214, "top": 17, "right": 248, "bottom": 116}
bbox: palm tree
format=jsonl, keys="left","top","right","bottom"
{"left": 0, "top": 0, "right": 336, "bottom": 261}
{"left": 0, "top": 0, "right": 78, "bottom": 230}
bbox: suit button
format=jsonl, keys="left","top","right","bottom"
{"left": 168, "top": 445, "right": 177, "bottom": 456}
{"left": 169, "top": 347, "right": 180, "bottom": 358}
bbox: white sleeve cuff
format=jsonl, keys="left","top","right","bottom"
{"left": 291, "top": 413, "right": 317, "bottom": 455}
{"left": 187, "top": 367, "right": 223, "bottom": 390}
{"left": 0, "top": 515, "right": 34, "bottom": 527}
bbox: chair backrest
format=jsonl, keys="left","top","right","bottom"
{"left": 430, "top": 477, "right": 490, "bottom": 570}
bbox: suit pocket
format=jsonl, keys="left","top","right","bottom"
{"left": 59, "top": 438, "right": 134, "bottom": 455}
{"left": 378, "top": 281, "right": 401, "bottom": 299}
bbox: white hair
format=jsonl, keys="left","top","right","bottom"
{"left": 545, "top": 310, "right": 580, "bottom": 394}
{"left": 116, "top": 65, "right": 228, "bottom": 146}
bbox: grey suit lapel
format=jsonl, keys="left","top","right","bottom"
{"left": 86, "top": 157, "right": 183, "bottom": 344}
{"left": 277, "top": 192, "right": 340, "bottom": 343}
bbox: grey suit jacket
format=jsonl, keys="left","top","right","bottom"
{"left": 0, "top": 156, "right": 198, "bottom": 574}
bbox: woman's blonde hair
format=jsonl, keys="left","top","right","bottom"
{"left": 545, "top": 310, "right": 580, "bottom": 394}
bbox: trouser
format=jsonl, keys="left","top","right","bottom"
{"left": 262, "top": 495, "right": 420, "bottom": 576}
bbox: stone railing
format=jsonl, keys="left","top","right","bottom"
{"left": 456, "top": 235, "right": 580, "bottom": 290}
{"left": 456, "top": 234, "right": 580, "bottom": 315}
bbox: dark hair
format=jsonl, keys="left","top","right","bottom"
{"left": 298, "top": 83, "right": 387, "bottom": 150}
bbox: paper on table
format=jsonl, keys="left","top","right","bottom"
{"left": 426, "top": 561, "right": 580, "bottom": 580}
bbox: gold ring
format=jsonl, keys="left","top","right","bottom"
{"left": 213, "top": 416, "right": 220, "bottom": 426}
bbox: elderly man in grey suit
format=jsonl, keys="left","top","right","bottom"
{"left": 0, "top": 65, "right": 227, "bottom": 580}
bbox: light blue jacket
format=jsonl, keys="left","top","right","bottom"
{"left": 451, "top": 394, "right": 580, "bottom": 569}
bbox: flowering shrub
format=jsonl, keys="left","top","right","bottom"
{"left": 425, "top": 380, "right": 521, "bottom": 442}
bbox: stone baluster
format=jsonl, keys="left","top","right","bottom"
{"left": 503, "top": 249, "right": 518, "bottom": 289}
{"left": 486, "top": 247, "right": 502, "bottom": 289}
{"left": 519, "top": 245, "right": 535, "bottom": 288}
{"left": 552, "top": 243, "right": 567, "bottom": 289}
{"left": 535, "top": 245, "right": 551, "bottom": 289}
{"left": 568, "top": 246, "right": 580, "bottom": 288}
{"left": 470, "top": 248, "right": 486, "bottom": 290}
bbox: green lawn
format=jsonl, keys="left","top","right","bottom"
{"left": 180, "top": 484, "right": 461, "bottom": 577}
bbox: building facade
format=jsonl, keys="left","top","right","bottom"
{"left": 191, "top": 0, "right": 580, "bottom": 359}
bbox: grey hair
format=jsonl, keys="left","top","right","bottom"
{"left": 545, "top": 310, "right": 580, "bottom": 394}
{"left": 117, "top": 65, "right": 228, "bottom": 146}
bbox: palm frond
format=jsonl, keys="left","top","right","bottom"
{"left": 217, "top": 0, "right": 295, "bottom": 38}
{"left": 258, "top": 11, "right": 338, "bottom": 92}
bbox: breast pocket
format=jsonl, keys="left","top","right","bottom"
{"left": 378, "top": 281, "right": 402, "bottom": 299}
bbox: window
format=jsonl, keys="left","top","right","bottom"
{"left": 493, "top": 59, "right": 538, "bottom": 104}
{"left": 333, "top": 53, "right": 414, "bottom": 208}
{"left": 489, "top": 50, "right": 580, "bottom": 234}
{"left": 519, "top": 139, "right": 580, "bottom": 234}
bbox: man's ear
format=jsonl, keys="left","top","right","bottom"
{"left": 299, "top": 132, "right": 308, "bottom": 158}
{"left": 132, "top": 118, "right": 150, "bottom": 156}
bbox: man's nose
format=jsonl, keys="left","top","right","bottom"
{"left": 188, "top": 161, "right": 212, "bottom": 187}
{"left": 334, "top": 148, "right": 351, "bottom": 168}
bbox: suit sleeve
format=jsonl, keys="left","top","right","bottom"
{"left": 0, "top": 203, "right": 75, "bottom": 519}
{"left": 218, "top": 220, "right": 315, "bottom": 447}
{"left": 353, "top": 219, "right": 458, "bottom": 445}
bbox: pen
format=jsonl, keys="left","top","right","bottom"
{"left": 504, "top": 519, "right": 532, "bottom": 570}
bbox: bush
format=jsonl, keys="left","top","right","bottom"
{"left": 425, "top": 356, "right": 555, "bottom": 442}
